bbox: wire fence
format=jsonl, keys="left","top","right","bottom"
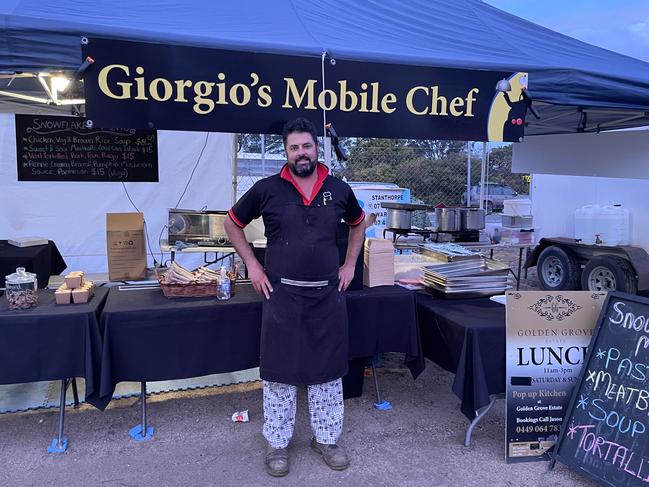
{"left": 236, "top": 135, "right": 529, "bottom": 213}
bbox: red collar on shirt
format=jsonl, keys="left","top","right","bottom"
{"left": 280, "top": 162, "right": 329, "bottom": 205}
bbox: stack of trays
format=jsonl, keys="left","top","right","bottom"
{"left": 421, "top": 259, "right": 510, "bottom": 298}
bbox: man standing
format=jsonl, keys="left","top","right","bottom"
{"left": 224, "top": 118, "right": 365, "bottom": 477}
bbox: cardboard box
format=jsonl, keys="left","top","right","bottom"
{"left": 71, "top": 287, "right": 90, "bottom": 304}
{"left": 55, "top": 285, "right": 72, "bottom": 304}
{"left": 64, "top": 271, "right": 84, "bottom": 289}
{"left": 106, "top": 213, "right": 147, "bottom": 281}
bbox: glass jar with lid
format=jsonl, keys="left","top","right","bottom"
{"left": 5, "top": 267, "right": 38, "bottom": 310}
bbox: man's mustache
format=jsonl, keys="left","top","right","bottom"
{"left": 296, "top": 156, "right": 311, "bottom": 163}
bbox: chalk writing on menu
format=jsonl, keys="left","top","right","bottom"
{"left": 15, "top": 114, "right": 158, "bottom": 182}
{"left": 554, "top": 293, "right": 649, "bottom": 487}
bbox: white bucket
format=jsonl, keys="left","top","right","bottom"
{"left": 503, "top": 198, "right": 532, "bottom": 217}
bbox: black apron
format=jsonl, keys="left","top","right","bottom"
{"left": 261, "top": 202, "right": 348, "bottom": 385}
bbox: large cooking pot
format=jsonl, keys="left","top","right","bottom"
{"left": 460, "top": 208, "right": 486, "bottom": 230}
{"left": 381, "top": 202, "right": 427, "bottom": 229}
{"left": 435, "top": 207, "right": 462, "bottom": 232}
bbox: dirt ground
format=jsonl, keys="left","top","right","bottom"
{"left": 1, "top": 361, "right": 597, "bottom": 487}
{"left": 491, "top": 246, "right": 540, "bottom": 291}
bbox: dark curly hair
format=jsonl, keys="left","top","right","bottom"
{"left": 281, "top": 118, "right": 318, "bottom": 147}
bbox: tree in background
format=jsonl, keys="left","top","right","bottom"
{"left": 406, "top": 139, "right": 467, "bottom": 160}
{"left": 339, "top": 138, "right": 412, "bottom": 183}
{"left": 340, "top": 138, "right": 482, "bottom": 206}
{"left": 487, "top": 145, "right": 529, "bottom": 195}
{"left": 237, "top": 134, "right": 528, "bottom": 207}
{"left": 238, "top": 134, "right": 284, "bottom": 154}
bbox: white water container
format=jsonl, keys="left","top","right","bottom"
{"left": 503, "top": 198, "right": 532, "bottom": 216}
{"left": 598, "top": 205, "right": 630, "bottom": 246}
{"left": 574, "top": 205, "right": 599, "bottom": 244}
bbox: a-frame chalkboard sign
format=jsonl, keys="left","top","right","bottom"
{"left": 551, "top": 291, "right": 649, "bottom": 486}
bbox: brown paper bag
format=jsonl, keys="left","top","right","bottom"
{"left": 106, "top": 213, "right": 147, "bottom": 281}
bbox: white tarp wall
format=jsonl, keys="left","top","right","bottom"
{"left": 513, "top": 130, "right": 649, "bottom": 179}
{"left": 0, "top": 113, "right": 235, "bottom": 273}
{"left": 514, "top": 131, "right": 649, "bottom": 248}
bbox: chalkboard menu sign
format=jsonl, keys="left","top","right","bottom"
{"left": 15, "top": 114, "right": 158, "bottom": 182}
{"left": 552, "top": 292, "right": 649, "bottom": 486}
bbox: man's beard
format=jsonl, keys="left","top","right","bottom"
{"left": 289, "top": 156, "right": 317, "bottom": 177}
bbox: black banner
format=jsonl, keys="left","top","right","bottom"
{"left": 15, "top": 114, "right": 158, "bottom": 182}
{"left": 553, "top": 292, "right": 649, "bottom": 486}
{"left": 82, "top": 38, "right": 527, "bottom": 142}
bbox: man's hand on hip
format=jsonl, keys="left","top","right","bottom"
{"left": 338, "top": 264, "right": 355, "bottom": 292}
{"left": 248, "top": 261, "right": 273, "bottom": 299}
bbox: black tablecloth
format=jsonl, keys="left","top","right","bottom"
{"left": 346, "top": 285, "right": 424, "bottom": 377}
{"left": 98, "top": 285, "right": 263, "bottom": 402}
{"left": 98, "top": 284, "right": 423, "bottom": 406}
{"left": 0, "top": 240, "right": 67, "bottom": 288}
{"left": 416, "top": 294, "right": 505, "bottom": 420}
{"left": 0, "top": 287, "right": 109, "bottom": 408}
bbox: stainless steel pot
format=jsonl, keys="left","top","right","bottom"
{"left": 381, "top": 202, "right": 427, "bottom": 230}
{"left": 460, "top": 208, "right": 485, "bottom": 230}
{"left": 386, "top": 208, "right": 412, "bottom": 229}
{"left": 435, "top": 208, "right": 462, "bottom": 232}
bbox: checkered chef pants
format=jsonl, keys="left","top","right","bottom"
{"left": 262, "top": 379, "right": 344, "bottom": 449}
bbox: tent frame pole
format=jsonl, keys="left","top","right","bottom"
{"left": 479, "top": 142, "right": 487, "bottom": 211}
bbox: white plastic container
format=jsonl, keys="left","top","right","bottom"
{"left": 597, "top": 205, "right": 630, "bottom": 246}
{"left": 575, "top": 204, "right": 631, "bottom": 246}
{"left": 574, "top": 205, "right": 599, "bottom": 244}
{"left": 503, "top": 198, "right": 532, "bottom": 217}
{"left": 617, "top": 205, "right": 631, "bottom": 245}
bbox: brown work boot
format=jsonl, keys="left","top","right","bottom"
{"left": 310, "top": 438, "right": 350, "bottom": 471}
{"left": 265, "top": 445, "right": 289, "bottom": 477}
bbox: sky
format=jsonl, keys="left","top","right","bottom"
{"left": 484, "top": 0, "right": 649, "bottom": 63}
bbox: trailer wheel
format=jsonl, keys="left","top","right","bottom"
{"left": 581, "top": 256, "right": 638, "bottom": 294}
{"left": 537, "top": 245, "right": 581, "bottom": 290}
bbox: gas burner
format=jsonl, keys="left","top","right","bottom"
{"left": 381, "top": 228, "right": 483, "bottom": 246}
{"left": 384, "top": 228, "right": 434, "bottom": 236}
{"left": 383, "top": 228, "right": 434, "bottom": 244}
{"left": 439, "top": 230, "right": 481, "bottom": 243}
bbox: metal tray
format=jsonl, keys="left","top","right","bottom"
{"left": 422, "top": 261, "right": 486, "bottom": 276}
{"left": 423, "top": 259, "right": 510, "bottom": 280}
{"left": 381, "top": 202, "right": 428, "bottom": 211}
{"left": 417, "top": 243, "right": 483, "bottom": 262}
{"left": 427, "top": 284, "right": 509, "bottom": 294}
{"left": 423, "top": 277, "right": 509, "bottom": 289}
{"left": 421, "top": 258, "right": 511, "bottom": 294}
{"left": 424, "top": 286, "right": 511, "bottom": 299}
{"left": 422, "top": 277, "right": 508, "bottom": 290}
{"left": 425, "top": 274, "right": 510, "bottom": 284}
